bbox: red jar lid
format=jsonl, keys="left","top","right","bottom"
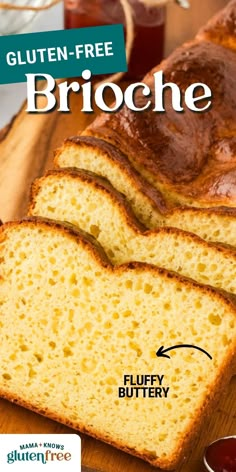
{"left": 204, "top": 436, "right": 236, "bottom": 472}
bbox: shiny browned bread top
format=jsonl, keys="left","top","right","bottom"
{"left": 198, "top": 0, "right": 236, "bottom": 51}
{"left": 85, "top": 2, "right": 236, "bottom": 208}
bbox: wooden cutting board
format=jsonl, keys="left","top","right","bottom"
{"left": 0, "top": 2, "right": 234, "bottom": 470}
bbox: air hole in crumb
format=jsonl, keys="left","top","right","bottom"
{"left": 164, "top": 302, "right": 171, "bottom": 310}
{"left": 129, "top": 342, "right": 142, "bottom": 357}
{"left": 90, "top": 225, "right": 101, "bottom": 238}
{"left": 144, "top": 283, "right": 153, "bottom": 294}
{"left": 49, "top": 278, "right": 56, "bottom": 286}
{"left": 63, "top": 347, "right": 73, "bottom": 357}
{"left": 34, "top": 353, "right": 43, "bottom": 362}
{"left": 197, "top": 263, "right": 206, "bottom": 272}
{"left": 49, "top": 257, "right": 56, "bottom": 264}
{"left": 125, "top": 280, "right": 133, "bottom": 289}
{"left": 70, "top": 273, "right": 77, "bottom": 285}
{"left": 104, "top": 321, "right": 112, "bottom": 329}
{"left": 122, "top": 310, "right": 132, "bottom": 318}
{"left": 209, "top": 314, "right": 222, "bottom": 326}
{"left": 28, "top": 367, "right": 37, "bottom": 378}
{"left": 222, "top": 335, "right": 230, "bottom": 346}
{"left": 20, "top": 344, "right": 28, "bottom": 352}
{"left": 2, "top": 373, "right": 11, "bottom": 380}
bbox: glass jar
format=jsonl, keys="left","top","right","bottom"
{"left": 64, "top": 0, "right": 166, "bottom": 79}
{"left": 0, "top": 0, "right": 50, "bottom": 35}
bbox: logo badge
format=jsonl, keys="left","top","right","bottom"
{"left": 0, "top": 434, "right": 81, "bottom": 471}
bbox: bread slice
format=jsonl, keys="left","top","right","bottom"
{"left": 54, "top": 136, "right": 168, "bottom": 229}
{"left": 54, "top": 137, "right": 236, "bottom": 247}
{"left": 29, "top": 169, "right": 236, "bottom": 296}
{"left": 164, "top": 206, "right": 236, "bottom": 248}
{"left": 0, "top": 218, "right": 235, "bottom": 469}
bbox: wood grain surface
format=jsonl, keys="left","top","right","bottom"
{"left": 0, "top": 1, "right": 234, "bottom": 472}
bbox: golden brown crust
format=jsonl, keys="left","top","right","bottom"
{"left": 85, "top": 38, "right": 236, "bottom": 208}
{"left": 29, "top": 168, "right": 146, "bottom": 233}
{"left": 168, "top": 205, "right": 236, "bottom": 217}
{"left": 54, "top": 136, "right": 169, "bottom": 214}
{"left": 197, "top": 0, "right": 236, "bottom": 51}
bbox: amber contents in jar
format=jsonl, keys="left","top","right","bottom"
{"left": 64, "top": 0, "right": 166, "bottom": 79}
{"left": 204, "top": 437, "right": 236, "bottom": 472}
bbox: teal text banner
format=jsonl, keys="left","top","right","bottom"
{"left": 0, "top": 24, "right": 127, "bottom": 85}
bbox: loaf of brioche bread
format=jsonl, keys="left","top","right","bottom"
{"left": 54, "top": 137, "right": 236, "bottom": 246}
{"left": 83, "top": 2, "right": 236, "bottom": 209}
{"left": 0, "top": 218, "right": 235, "bottom": 470}
{"left": 29, "top": 168, "right": 236, "bottom": 295}
{"left": 1, "top": 3, "right": 235, "bottom": 469}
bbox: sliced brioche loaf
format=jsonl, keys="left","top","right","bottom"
{"left": 0, "top": 218, "right": 235, "bottom": 469}
{"left": 54, "top": 137, "right": 236, "bottom": 247}
{"left": 29, "top": 169, "right": 236, "bottom": 296}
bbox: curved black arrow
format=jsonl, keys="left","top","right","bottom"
{"left": 156, "top": 344, "right": 212, "bottom": 360}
